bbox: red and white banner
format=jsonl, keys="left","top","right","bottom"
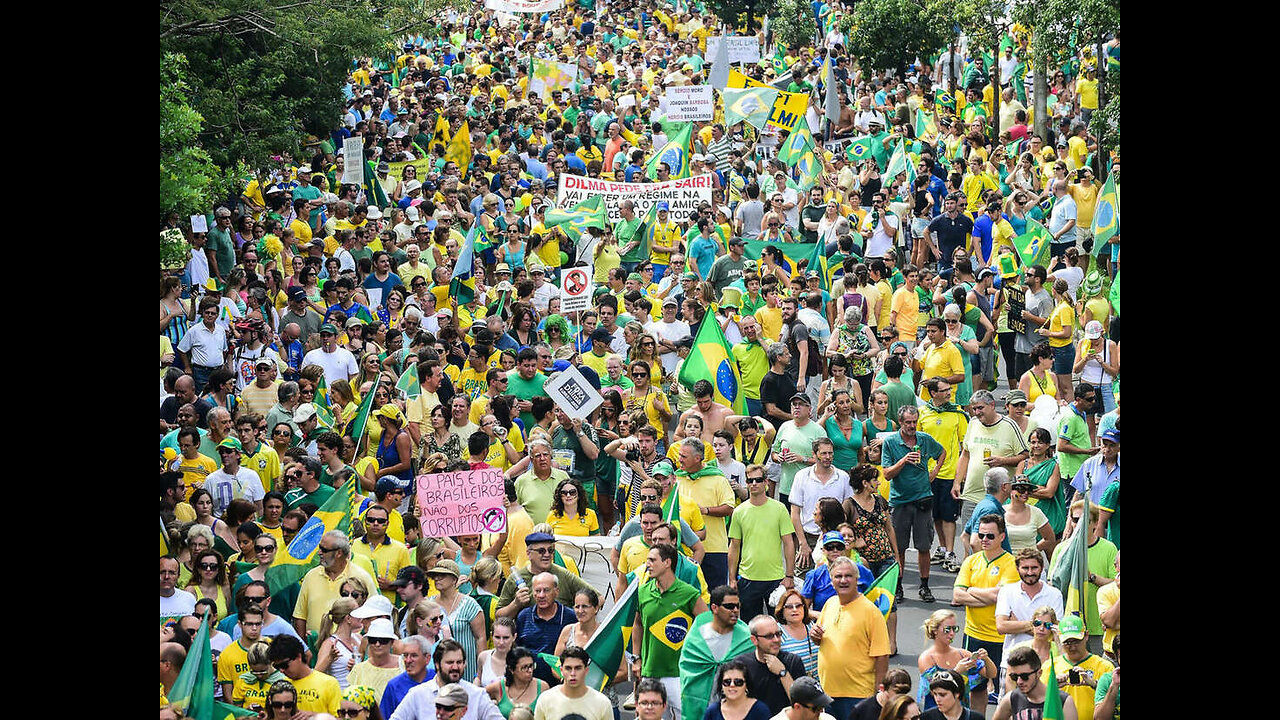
{"left": 556, "top": 173, "right": 715, "bottom": 224}
{"left": 484, "top": 0, "right": 564, "bottom": 12}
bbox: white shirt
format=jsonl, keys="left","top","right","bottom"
{"left": 177, "top": 322, "right": 229, "bottom": 368}
{"left": 995, "top": 581, "right": 1064, "bottom": 662}
{"left": 1047, "top": 194, "right": 1078, "bottom": 245}
{"left": 302, "top": 346, "right": 359, "bottom": 387}
{"left": 204, "top": 467, "right": 266, "bottom": 517}
{"left": 161, "top": 588, "right": 197, "bottom": 623}
{"left": 389, "top": 678, "right": 504, "bottom": 720}
{"left": 531, "top": 282, "right": 556, "bottom": 314}
{"left": 861, "top": 212, "right": 900, "bottom": 259}
{"left": 188, "top": 249, "right": 210, "bottom": 289}
{"left": 853, "top": 109, "right": 886, "bottom": 133}
{"left": 650, "top": 319, "right": 691, "bottom": 374}
{"left": 788, "top": 465, "right": 852, "bottom": 535}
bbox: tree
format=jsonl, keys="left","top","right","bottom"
{"left": 707, "top": 0, "right": 777, "bottom": 34}
{"left": 160, "top": 52, "right": 242, "bottom": 222}
{"left": 770, "top": 0, "right": 818, "bottom": 56}
{"left": 159, "top": 0, "right": 461, "bottom": 172}
{"left": 955, "top": 0, "right": 1012, "bottom": 146}
{"left": 840, "top": 0, "right": 954, "bottom": 78}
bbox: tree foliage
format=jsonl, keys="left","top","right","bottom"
{"left": 159, "top": 0, "right": 459, "bottom": 171}
{"left": 707, "top": 0, "right": 776, "bottom": 33}
{"left": 770, "top": 0, "right": 817, "bottom": 55}
{"left": 839, "top": 0, "right": 954, "bottom": 76}
{"left": 160, "top": 52, "right": 242, "bottom": 222}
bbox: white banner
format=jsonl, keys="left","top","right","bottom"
{"left": 556, "top": 174, "right": 715, "bottom": 225}
{"left": 663, "top": 85, "right": 714, "bottom": 121}
{"left": 484, "top": 0, "right": 564, "bottom": 12}
{"left": 342, "top": 137, "right": 364, "bottom": 186}
{"left": 707, "top": 36, "right": 761, "bottom": 64}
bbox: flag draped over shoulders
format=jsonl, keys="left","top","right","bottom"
{"left": 679, "top": 612, "right": 755, "bottom": 720}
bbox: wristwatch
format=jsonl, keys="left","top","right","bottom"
{"left": 777, "top": 668, "right": 788, "bottom": 678}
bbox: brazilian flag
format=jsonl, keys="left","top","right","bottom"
{"left": 1012, "top": 218, "right": 1053, "bottom": 270}
{"left": 1091, "top": 174, "right": 1119, "bottom": 256}
{"left": 677, "top": 303, "right": 745, "bottom": 414}
{"left": 646, "top": 123, "right": 693, "bottom": 180}
{"left": 545, "top": 195, "right": 608, "bottom": 243}
{"left": 847, "top": 135, "right": 875, "bottom": 163}
{"left": 722, "top": 86, "right": 776, "bottom": 130}
{"left": 363, "top": 160, "right": 388, "bottom": 208}
{"left": 935, "top": 89, "right": 956, "bottom": 111}
{"left": 264, "top": 475, "right": 358, "bottom": 595}
{"left": 451, "top": 222, "right": 481, "bottom": 304}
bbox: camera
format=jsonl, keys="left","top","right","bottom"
{"left": 1068, "top": 668, "right": 1081, "bottom": 685}
{"left": 625, "top": 449, "right": 641, "bottom": 462}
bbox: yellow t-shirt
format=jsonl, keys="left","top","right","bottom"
{"left": 917, "top": 342, "right": 967, "bottom": 400}
{"left": 290, "top": 218, "right": 313, "bottom": 247}
{"left": 677, "top": 472, "right": 737, "bottom": 554}
{"left": 1067, "top": 136, "right": 1089, "bottom": 172}
{"left": 1068, "top": 183, "right": 1098, "bottom": 229}
{"left": 617, "top": 535, "right": 650, "bottom": 577}
{"left": 917, "top": 406, "right": 969, "bottom": 480}
{"left": 1040, "top": 652, "right": 1113, "bottom": 720}
{"left": 890, "top": 287, "right": 919, "bottom": 342}
{"left": 1047, "top": 301, "right": 1076, "bottom": 348}
{"left": 241, "top": 443, "right": 282, "bottom": 493}
{"left": 753, "top": 305, "right": 784, "bottom": 343}
{"left": 875, "top": 280, "right": 894, "bottom": 329}
{"left": 351, "top": 535, "right": 414, "bottom": 603}
{"left": 815, "top": 595, "right": 892, "bottom": 698}
{"left": 580, "top": 350, "right": 616, "bottom": 379}
{"left": 1075, "top": 77, "right": 1099, "bottom": 110}
{"left": 291, "top": 670, "right": 343, "bottom": 714}
{"left": 216, "top": 639, "right": 253, "bottom": 687}
{"left": 545, "top": 508, "right": 600, "bottom": 536}
{"left": 293, "top": 563, "right": 379, "bottom": 636}
{"left": 175, "top": 453, "right": 219, "bottom": 499}
{"left": 483, "top": 429, "right": 525, "bottom": 472}
{"left": 1096, "top": 581, "right": 1120, "bottom": 654}
{"left": 954, "top": 551, "right": 1021, "bottom": 642}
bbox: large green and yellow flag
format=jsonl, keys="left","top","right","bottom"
{"left": 883, "top": 139, "right": 914, "bottom": 186}
{"left": 915, "top": 108, "right": 939, "bottom": 144}
{"left": 775, "top": 116, "right": 812, "bottom": 167}
{"left": 545, "top": 195, "right": 608, "bottom": 242}
{"left": 451, "top": 222, "right": 481, "bottom": 304}
{"left": 265, "top": 475, "right": 357, "bottom": 595}
{"left": 722, "top": 86, "right": 777, "bottom": 130}
{"left": 444, "top": 120, "right": 472, "bottom": 179}
{"left": 396, "top": 363, "right": 420, "bottom": 400}
{"left": 846, "top": 135, "right": 875, "bottom": 163}
{"left": 677, "top": 303, "right": 745, "bottom": 414}
{"left": 347, "top": 372, "right": 382, "bottom": 444}
{"left": 1012, "top": 217, "right": 1053, "bottom": 269}
{"left": 646, "top": 122, "right": 694, "bottom": 180}
{"left": 363, "top": 160, "right": 389, "bottom": 208}
{"left": 1043, "top": 652, "right": 1066, "bottom": 720}
{"left": 166, "top": 616, "right": 258, "bottom": 719}
{"left": 864, "top": 561, "right": 900, "bottom": 619}
{"left": 804, "top": 235, "right": 832, "bottom": 292}
{"left": 1091, "top": 173, "right": 1119, "bottom": 256}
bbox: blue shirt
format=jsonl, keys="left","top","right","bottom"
{"left": 363, "top": 272, "right": 403, "bottom": 307}
{"left": 564, "top": 154, "right": 587, "bottom": 175}
{"left": 690, "top": 234, "right": 718, "bottom": 279}
{"left": 380, "top": 670, "right": 436, "bottom": 719}
{"left": 801, "top": 561, "right": 874, "bottom": 612}
{"left": 324, "top": 301, "right": 372, "bottom": 323}
{"left": 270, "top": 339, "right": 304, "bottom": 379}
{"left": 965, "top": 493, "right": 1013, "bottom": 553}
{"left": 971, "top": 214, "right": 997, "bottom": 264}
{"left": 881, "top": 431, "right": 945, "bottom": 506}
{"left": 516, "top": 603, "right": 577, "bottom": 684}
{"left": 1072, "top": 454, "right": 1120, "bottom": 505}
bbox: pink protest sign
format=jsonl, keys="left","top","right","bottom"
{"left": 414, "top": 467, "right": 507, "bottom": 536}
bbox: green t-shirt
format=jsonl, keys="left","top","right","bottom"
{"left": 771, "top": 420, "right": 828, "bottom": 496}
{"left": 881, "top": 431, "right": 944, "bottom": 505}
{"left": 319, "top": 463, "right": 355, "bottom": 489}
{"left": 728, "top": 498, "right": 794, "bottom": 581}
{"left": 1094, "top": 670, "right": 1120, "bottom": 716}
{"left": 878, "top": 379, "right": 918, "bottom": 426}
{"left": 285, "top": 483, "right": 336, "bottom": 510}
{"left": 1097, "top": 480, "right": 1120, "bottom": 550}
{"left": 207, "top": 225, "right": 236, "bottom": 279}
{"left": 504, "top": 371, "right": 548, "bottom": 430}
{"left": 1056, "top": 409, "right": 1092, "bottom": 483}
{"left": 637, "top": 578, "right": 701, "bottom": 678}
{"left": 563, "top": 105, "right": 581, "bottom": 128}
{"left": 616, "top": 217, "right": 646, "bottom": 263}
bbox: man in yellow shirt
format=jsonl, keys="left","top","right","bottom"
{"left": 581, "top": 327, "right": 620, "bottom": 378}
{"left": 889, "top": 265, "right": 922, "bottom": 344}
{"left": 1066, "top": 121, "right": 1096, "bottom": 172}
{"left": 174, "top": 428, "right": 218, "bottom": 499}
{"left": 1075, "top": 66, "right": 1099, "bottom": 120}
{"left": 1048, "top": 614, "right": 1115, "bottom": 720}
{"left": 812, "top": 556, "right": 891, "bottom": 717}
{"left": 918, "top": 378, "right": 969, "bottom": 573}
{"left": 952, "top": 513, "right": 1020, "bottom": 708}
{"left": 674, "top": 437, "right": 736, "bottom": 590}
{"left": 752, "top": 285, "right": 784, "bottom": 343}
{"left": 267, "top": 635, "right": 342, "bottom": 714}
{"left": 217, "top": 604, "right": 266, "bottom": 701}
{"left": 351, "top": 504, "right": 413, "bottom": 604}
{"left": 913, "top": 319, "right": 967, "bottom": 400}
{"left": 1068, "top": 168, "right": 1099, "bottom": 255}
{"left": 291, "top": 530, "right": 378, "bottom": 637}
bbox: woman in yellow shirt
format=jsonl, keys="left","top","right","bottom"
{"left": 1018, "top": 342, "right": 1058, "bottom": 405}
{"left": 1037, "top": 278, "right": 1077, "bottom": 402}
{"left": 545, "top": 478, "right": 599, "bottom": 536}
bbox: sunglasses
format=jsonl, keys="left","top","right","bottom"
{"left": 717, "top": 602, "right": 739, "bottom": 610}
{"left": 198, "top": 562, "right": 219, "bottom": 570}
{"left": 255, "top": 544, "right": 277, "bottom": 553}
{"left": 368, "top": 637, "right": 394, "bottom": 645}
{"left": 976, "top": 532, "right": 997, "bottom": 540}
{"left": 337, "top": 710, "right": 367, "bottom": 718}
{"left": 721, "top": 677, "right": 746, "bottom": 687}
{"left": 1032, "top": 620, "right": 1054, "bottom": 629}
{"left": 340, "top": 590, "right": 366, "bottom": 599}
{"left": 271, "top": 700, "right": 297, "bottom": 709}
{"left": 1007, "top": 671, "right": 1036, "bottom": 682}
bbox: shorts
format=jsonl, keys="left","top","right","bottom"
{"left": 911, "top": 217, "right": 930, "bottom": 239}
{"left": 931, "top": 479, "right": 961, "bottom": 522}
{"left": 891, "top": 497, "right": 934, "bottom": 552}
{"left": 962, "top": 636, "right": 1005, "bottom": 692}
{"left": 957, "top": 500, "right": 978, "bottom": 539}
{"left": 1050, "top": 240, "right": 1074, "bottom": 260}
{"left": 1051, "top": 343, "right": 1074, "bottom": 375}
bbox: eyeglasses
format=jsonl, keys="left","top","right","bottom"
{"left": 1007, "top": 671, "right": 1036, "bottom": 682}
{"left": 255, "top": 544, "right": 277, "bottom": 553}
{"left": 782, "top": 602, "right": 805, "bottom": 610}
{"left": 368, "top": 637, "right": 394, "bottom": 645}
{"left": 721, "top": 677, "right": 746, "bottom": 687}
{"left": 976, "top": 532, "right": 997, "bottom": 540}
{"left": 944, "top": 319, "right": 959, "bottom": 324}
{"left": 637, "top": 700, "right": 664, "bottom": 708}
{"left": 752, "top": 631, "right": 782, "bottom": 639}
{"left": 1032, "top": 620, "right": 1054, "bottom": 629}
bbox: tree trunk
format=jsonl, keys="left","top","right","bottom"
{"left": 1033, "top": 66, "right": 1048, "bottom": 141}
{"left": 991, "top": 64, "right": 1001, "bottom": 147}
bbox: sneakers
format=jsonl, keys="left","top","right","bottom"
{"left": 930, "top": 547, "right": 947, "bottom": 565}
{"left": 943, "top": 552, "right": 961, "bottom": 573}
{"left": 622, "top": 692, "right": 636, "bottom": 711}
{"left": 919, "top": 584, "right": 935, "bottom": 603}
{"left": 988, "top": 691, "right": 1001, "bottom": 706}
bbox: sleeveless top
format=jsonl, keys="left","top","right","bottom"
{"left": 835, "top": 323, "right": 874, "bottom": 376}
{"left": 478, "top": 651, "right": 504, "bottom": 688}
{"left": 1079, "top": 340, "right": 1113, "bottom": 385}
{"left": 376, "top": 429, "right": 414, "bottom": 485}
{"left": 1008, "top": 689, "right": 1069, "bottom": 720}
{"left": 917, "top": 661, "right": 985, "bottom": 709}
{"left": 324, "top": 635, "right": 360, "bottom": 690}
{"left": 162, "top": 301, "right": 190, "bottom": 346}
{"left": 496, "top": 679, "right": 542, "bottom": 718}
{"left": 1025, "top": 369, "right": 1056, "bottom": 403}
{"left": 190, "top": 584, "right": 230, "bottom": 621}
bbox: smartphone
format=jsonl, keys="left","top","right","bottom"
{"left": 1068, "top": 668, "right": 1081, "bottom": 685}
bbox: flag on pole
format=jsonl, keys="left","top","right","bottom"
{"left": 1043, "top": 652, "right": 1067, "bottom": 720}
{"left": 677, "top": 303, "right": 745, "bottom": 414}
{"left": 545, "top": 195, "right": 608, "bottom": 242}
{"left": 265, "top": 475, "right": 358, "bottom": 595}
{"left": 444, "top": 121, "right": 472, "bottom": 179}
{"left": 347, "top": 372, "right": 382, "bottom": 443}
{"left": 846, "top": 135, "right": 875, "bottom": 163}
{"left": 1011, "top": 217, "right": 1053, "bottom": 269}
{"left": 165, "top": 616, "right": 259, "bottom": 719}
{"left": 661, "top": 482, "right": 682, "bottom": 524}
{"left": 451, "top": 223, "right": 480, "bottom": 305}
{"left": 804, "top": 231, "right": 831, "bottom": 291}
{"left": 775, "top": 116, "right": 812, "bottom": 166}
{"left": 1050, "top": 478, "right": 1091, "bottom": 625}
{"left": 431, "top": 112, "right": 451, "bottom": 149}
{"left": 646, "top": 123, "right": 693, "bottom": 180}
{"left": 863, "top": 562, "right": 900, "bottom": 619}
{"left": 363, "top": 160, "right": 389, "bottom": 208}
{"left": 823, "top": 56, "right": 841, "bottom": 126}
{"left": 915, "top": 108, "right": 939, "bottom": 144}
{"left": 396, "top": 363, "right": 421, "bottom": 399}
{"left": 539, "top": 577, "right": 641, "bottom": 691}
{"left": 709, "top": 32, "right": 731, "bottom": 90}
{"left": 722, "top": 87, "right": 777, "bottom": 130}
{"left": 883, "top": 139, "right": 912, "bottom": 185}
{"left": 314, "top": 376, "right": 329, "bottom": 409}
{"left": 1091, "top": 174, "right": 1119, "bottom": 256}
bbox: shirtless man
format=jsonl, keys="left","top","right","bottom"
{"left": 677, "top": 379, "right": 734, "bottom": 441}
